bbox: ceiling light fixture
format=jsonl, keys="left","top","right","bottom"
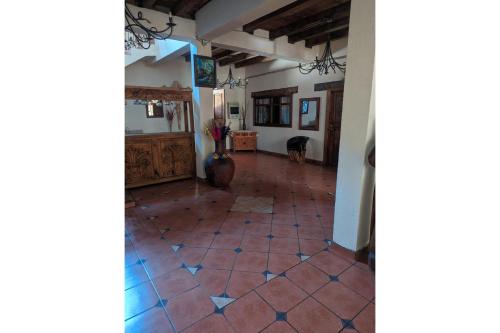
{"left": 217, "top": 65, "right": 247, "bottom": 89}
{"left": 298, "top": 39, "right": 346, "bottom": 75}
{"left": 125, "top": 4, "right": 176, "bottom": 50}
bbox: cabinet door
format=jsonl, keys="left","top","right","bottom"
{"left": 125, "top": 142, "right": 155, "bottom": 185}
{"left": 157, "top": 137, "right": 194, "bottom": 177}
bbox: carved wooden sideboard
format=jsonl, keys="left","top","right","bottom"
{"left": 125, "top": 133, "right": 195, "bottom": 188}
{"left": 231, "top": 130, "right": 257, "bottom": 152}
{"left": 125, "top": 85, "right": 196, "bottom": 189}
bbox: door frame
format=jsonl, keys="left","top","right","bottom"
{"left": 322, "top": 85, "right": 344, "bottom": 167}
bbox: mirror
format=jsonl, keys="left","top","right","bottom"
{"left": 299, "top": 97, "right": 320, "bottom": 131}
{"left": 125, "top": 99, "right": 188, "bottom": 135}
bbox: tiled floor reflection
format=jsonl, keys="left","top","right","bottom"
{"left": 125, "top": 152, "right": 374, "bottom": 333}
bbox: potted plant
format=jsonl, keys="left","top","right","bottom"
{"left": 204, "top": 119, "right": 235, "bottom": 187}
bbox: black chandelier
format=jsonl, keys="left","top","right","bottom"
{"left": 217, "top": 65, "right": 247, "bottom": 89}
{"left": 298, "top": 39, "right": 346, "bottom": 75}
{"left": 125, "top": 4, "right": 176, "bottom": 50}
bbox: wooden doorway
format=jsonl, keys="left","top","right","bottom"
{"left": 323, "top": 87, "right": 344, "bottom": 168}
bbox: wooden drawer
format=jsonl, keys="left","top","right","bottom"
{"left": 232, "top": 133, "right": 257, "bottom": 151}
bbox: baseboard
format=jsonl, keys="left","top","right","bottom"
{"left": 330, "top": 241, "right": 370, "bottom": 264}
{"left": 256, "top": 149, "right": 323, "bottom": 166}
{"left": 196, "top": 176, "right": 207, "bottom": 183}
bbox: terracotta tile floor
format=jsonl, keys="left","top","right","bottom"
{"left": 125, "top": 152, "right": 375, "bottom": 333}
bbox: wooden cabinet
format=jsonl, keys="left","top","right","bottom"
{"left": 125, "top": 133, "right": 195, "bottom": 188}
{"left": 231, "top": 131, "right": 257, "bottom": 152}
{"left": 125, "top": 85, "right": 196, "bottom": 189}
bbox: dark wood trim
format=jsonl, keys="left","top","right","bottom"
{"left": 322, "top": 85, "right": 344, "bottom": 167}
{"left": 173, "top": 0, "right": 209, "bottom": 19}
{"left": 219, "top": 53, "right": 249, "bottom": 66}
{"left": 288, "top": 17, "right": 350, "bottom": 44}
{"left": 305, "top": 28, "right": 349, "bottom": 48}
{"left": 126, "top": 85, "right": 193, "bottom": 102}
{"left": 299, "top": 97, "right": 320, "bottom": 131}
{"left": 253, "top": 96, "right": 293, "bottom": 128}
{"left": 251, "top": 86, "right": 298, "bottom": 98}
{"left": 212, "top": 49, "right": 234, "bottom": 60}
{"left": 268, "top": 1, "right": 351, "bottom": 40}
{"left": 234, "top": 56, "right": 267, "bottom": 68}
{"left": 314, "top": 80, "right": 345, "bottom": 92}
{"left": 242, "top": 0, "right": 311, "bottom": 34}
{"left": 256, "top": 149, "right": 322, "bottom": 166}
{"left": 330, "top": 241, "right": 369, "bottom": 264}
{"left": 354, "top": 245, "right": 370, "bottom": 264}
{"left": 183, "top": 101, "right": 189, "bottom": 133}
{"left": 322, "top": 91, "right": 331, "bottom": 167}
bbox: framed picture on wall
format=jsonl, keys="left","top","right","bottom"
{"left": 299, "top": 97, "right": 320, "bottom": 131}
{"left": 193, "top": 55, "right": 217, "bottom": 88}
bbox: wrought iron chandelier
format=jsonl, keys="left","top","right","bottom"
{"left": 298, "top": 39, "right": 346, "bottom": 75}
{"left": 125, "top": 4, "right": 176, "bottom": 50}
{"left": 217, "top": 66, "right": 247, "bottom": 89}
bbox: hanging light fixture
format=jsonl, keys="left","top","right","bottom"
{"left": 298, "top": 39, "right": 346, "bottom": 75}
{"left": 217, "top": 65, "right": 248, "bottom": 89}
{"left": 125, "top": 4, "right": 176, "bottom": 50}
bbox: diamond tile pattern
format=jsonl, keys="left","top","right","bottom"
{"left": 125, "top": 153, "right": 374, "bottom": 333}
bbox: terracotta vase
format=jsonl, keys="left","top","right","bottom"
{"left": 204, "top": 140, "right": 235, "bottom": 188}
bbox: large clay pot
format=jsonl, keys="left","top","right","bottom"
{"left": 204, "top": 140, "right": 235, "bottom": 188}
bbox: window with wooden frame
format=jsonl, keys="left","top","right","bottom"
{"left": 146, "top": 100, "right": 164, "bottom": 118}
{"left": 252, "top": 86, "right": 298, "bottom": 127}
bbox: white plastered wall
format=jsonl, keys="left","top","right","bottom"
{"left": 244, "top": 56, "right": 346, "bottom": 162}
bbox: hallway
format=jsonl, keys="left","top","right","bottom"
{"left": 125, "top": 153, "right": 375, "bottom": 333}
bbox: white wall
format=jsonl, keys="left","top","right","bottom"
{"left": 245, "top": 56, "right": 345, "bottom": 162}
{"left": 125, "top": 57, "right": 192, "bottom": 134}
{"left": 333, "top": 0, "right": 375, "bottom": 251}
{"left": 125, "top": 57, "right": 192, "bottom": 88}
{"left": 216, "top": 64, "right": 246, "bottom": 130}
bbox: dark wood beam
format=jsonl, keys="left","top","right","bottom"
{"left": 314, "top": 80, "right": 344, "bottom": 91}
{"left": 212, "top": 47, "right": 227, "bottom": 56}
{"left": 251, "top": 86, "right": 298, "bottom": 98}
{"left": 213, "top": 49, "right": 234, "bottom": 60}
{"left": 269, "top": 1, "right": 351, "bottom": 40}
{"left": 305, "top": 28, "right": 349, "bottom": 48}
{"left": 219, "top": 53, "right": 249, "bottom": 66}
{"left": 182, "top": 52, "right": 191, "bottom": 62}
{"left": 243, "top": 0, "right": 312, "bottom": 34}
{"left": 288, "top": 17, "right": 350, "bottom": 44}
{"left": 234, "top": 56, "right": 267, "bottom": 68}
{"left": 174, "top": 0, "right": 209, "bottom": 19}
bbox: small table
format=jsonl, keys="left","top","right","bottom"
{"left": 231, "top": 130, "right": 257, "bottom": 152}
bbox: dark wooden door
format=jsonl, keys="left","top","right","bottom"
{"left": 324, "top": 89, "right": 344, "bottom": 167}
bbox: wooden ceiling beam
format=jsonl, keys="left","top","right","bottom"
{"left": 234, "top": 56, "right": 267, "bottom": 68}
{"left": 213, "top": 49, "right": 234, "bottom": 60}
{"left": 219, "top": 53, "right": 249, "bottom": 66}
{"left": 268, "top": 1, "right": 351, "bottom": 40}
{"left": 304, "top": 28, "right": 349, "bottom": 48}
{"left": 287, "top": 17, "right": 350, "bottom": 44}
{"left": 182, "top": 52, "right": 191, "bottom": 62}
{"left": 243, "top": 0, "right": 313, "bottom": 34}
{"left": 173, "top": 0, "right": 210, "bottom": 19}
